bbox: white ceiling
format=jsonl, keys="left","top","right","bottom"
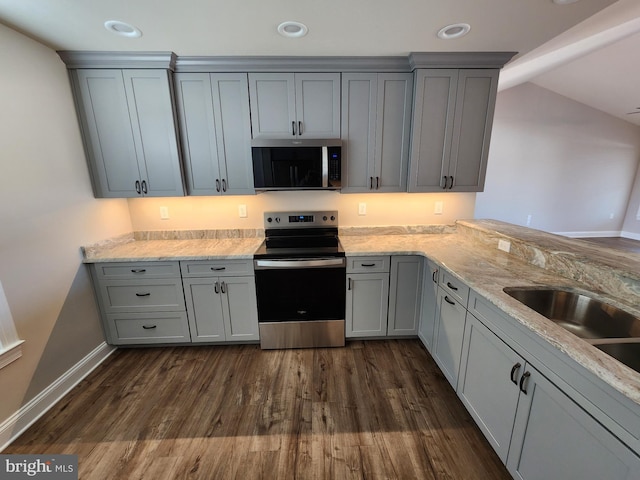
{"left": 1, "top": 0, "right": 638, "bottom": 126}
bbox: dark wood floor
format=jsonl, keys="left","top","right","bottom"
{"left": 581, "top": 236, "right": 640, "bottom": 254}
{"left": 5, "top": 340, "right": 511, "bottom": 479}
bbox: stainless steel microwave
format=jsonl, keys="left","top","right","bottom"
{"left": 251, "top": 139, "right": 342, "bottom": 191}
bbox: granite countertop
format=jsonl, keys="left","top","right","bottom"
{"left": 82, "top": 225, "right": 640, "bottom": 406}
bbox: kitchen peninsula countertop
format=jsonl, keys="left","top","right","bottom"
{"left": 82, "top": 222, "right": 640, "bottom": 407}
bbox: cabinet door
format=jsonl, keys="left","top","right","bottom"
{"left": 507, "top": 365, "right": 640, "bottom": 480}
{"left": 122, "top": 70, "right": 184, "bottom": 197}
{"left": 387, "top": 256, "right": 422, "bottom": 336}
{"left": 418, "top": 260, "right": 439, "bottom": 352}
{"left": 220, "top": 276, "right": 259, "bottom": 341}
{"left": 374, "top": 73, "right": 413, "bottom": 192}
{"left": 458, "top": 313, "right": 524, "bottom": 462}
{"left": 408, "top": 69, "right": 458, "bottom": 192}
{"left": 295, "top": 73, "right": 341, "bottom": 138}
{"left": 183, "top": 278, "right": 226, "bottom": 342}
{"left": 211, "top": 74, "right": 255, "bottom": 194}
{"left": 248, "top": 73, "right": 296, "bottom": 138}
{"left": 448, "top": 69, "right": 498, "bottom": 192}
{"left": 73, "top": 69, "right": 141, "bottom": 197}
{"left": 174, "top": 73, "right": 222, "bottom": 195}
{"left": 340, "top": 73, "right": 377, "bottom": 192}
{"left": 433, "top": 287, "right": 467, "bottom": 388}
{"left": 346, "top": 273, "right": 389, "bottom": 338}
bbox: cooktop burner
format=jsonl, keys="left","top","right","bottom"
{"left": 254, "top": 210, "right": 344, "bottom": 259}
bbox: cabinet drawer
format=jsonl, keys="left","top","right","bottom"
{"left": 180, "top": 260, "right": 253, "bottom": 277}
{"left": 93, "top": 262, "right": 180, "bottom": 279}
{"left": 106, "top": 312, "right": 190, "bottom": 345}
{"left": 439, "top": 269, "right": 470, "bottom": 307}
{"left": 347, "top": 256, "right": 390, "bottom": 273}
{"left": 99, "top": 279, "right": 185, "bottom": 313}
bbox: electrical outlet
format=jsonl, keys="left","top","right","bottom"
{"left": 434, "top": 201, "right": 443, "bottom": 215}
{"left": 238, "top": 204, "right": 247, "bottom": 218}
{"left": 160, "top": 206, "right": 169, "bottom": 220}
{"left": 498, "top": 239, "right": 511, "bottom": 253}
{"left": 358, "top": 203, "right": 367, "bottom": 215}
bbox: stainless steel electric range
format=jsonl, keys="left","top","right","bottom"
{"left": 253, "top": 211, "right": 346, "bottom": 349}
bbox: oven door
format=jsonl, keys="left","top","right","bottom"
{"left": 254, "top": 257, "right": 346, "bottom": 349}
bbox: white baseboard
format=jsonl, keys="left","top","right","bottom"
{"left": 0, "top": 342, "right": 116, "bottom": 452}
{"left": 621, "top": 231, "right": 640, "bottom": 241}
{"left": 554, "top": 230, "right": 622, "bottom": 238}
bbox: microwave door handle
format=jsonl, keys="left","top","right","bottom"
{"left": 322, "top": 146, "right": 329, "bottom": 187}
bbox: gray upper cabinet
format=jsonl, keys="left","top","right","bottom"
{"left": 408, "top": 68, "right": 498, "bottom": 192}
{"left": 71, "top": 69, "right": 184, "bottom": 198}
{"left": 341, "top": 73, "right": 413, "bottom": 192}
{"left": 174, "top": 73, "right": 254, "bottom": 195}
{"left": 248, "top": 73, "right": 340, "bottom": 138}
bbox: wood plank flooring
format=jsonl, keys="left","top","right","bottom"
{"left": 581, "top": 236, "right": 640, "bottom": 254}
{"left": 5, "top": 340, "right": 511, "bottom": 479}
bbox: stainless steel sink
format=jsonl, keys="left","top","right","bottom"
{"left": 503, "top": 286, "right": 640, "bottom": 374}
{"left": 594, "top": 343, "right": 640, "bottom": 374}
{"left": 503, "top": 287, "right": 640, "bottom": 339}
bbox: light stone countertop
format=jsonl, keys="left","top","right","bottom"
{"left": 82, "top": 227, "right": 640, "bottom": 407}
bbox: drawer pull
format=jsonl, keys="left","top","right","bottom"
{"left": 135, "top": 292, "right": 151, "bottom": 297}
{"left": 131, "top": 269, "right": 147, "bottom": 273}
{"left": 444, "top": 296, "right": 455, "bottom": 306}
{"left": 142, "top": 325, "right": 157, "bottom": 330}
{"left": 361, "top": 263, "right": 376, "bottom": 267}
{"left": 211, "top": 267, "right": 226, "bottom": 271}
{"left": 446, "top": 282, "right": 458, "bottom": 291}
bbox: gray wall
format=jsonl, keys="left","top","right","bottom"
{"left": 475, "top": 82, "right": 640, "bottom": 236}
{"left": 0, "top": 23, "right": 132, "bottom": 431}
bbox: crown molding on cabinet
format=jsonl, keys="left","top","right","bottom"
{"left": 408, "top": 51, "right": 518, "bottom": 70}
{"left": 58, "top": 51, "right": 517, "bottom": 72}
{"left": 57, "top": 51, "right": 178, "bottom": 70}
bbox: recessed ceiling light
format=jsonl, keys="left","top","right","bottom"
{"left": 277, "top": 21, "right": 308, "bottom": 38}
{"left": 437, "top": 23, "right": 471, "bottom": 40}
{"left": 552, "top": 0, "right": 580, "bottom": 4}
{"left": 104, "top": 20, "right": 142, "bottom": 38}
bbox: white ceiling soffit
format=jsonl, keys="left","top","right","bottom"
{"left": 0, "top": 0, "right": 618, "bottom": 57}
{"left": 499, "top": 0, "right": 640, "bottom": 91}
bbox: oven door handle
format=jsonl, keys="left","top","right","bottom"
{"left": 254, "top": 258, "right": 346, "bottom": 269}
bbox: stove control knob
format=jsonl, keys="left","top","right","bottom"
{"left": 330, "top": 215, "right": 336, "bottom": 221}
{"left": 323, "top": 215, "right": 328, "bottom": 221}
{"left": 267, "top": 217, "right": 273, "bottom": 223}
{"left": 275, "top": 217, "right": 281, "bottom": 223}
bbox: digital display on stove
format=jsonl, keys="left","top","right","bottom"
{"left": 289, "top": 215, "right": 314, "bottom": 223}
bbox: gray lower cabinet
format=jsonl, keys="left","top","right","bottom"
{"left": 248, "top": 73, "right": 340, "bottom": 138}
{"left": 174, "top": 73, "right": 254, "bottom": 195}
{"left": 70, "top": 69, "right": 184, "bottom": 198}
{"left": 90, "top": 262, "right": 190, "bottom": 345}
{"left": 432, "top": 270, "right": 471, "bottom": 388}
{"left": 345, "top": 256, "right": 390, "bottom": 338}
{"left": 507, "top": 364, "right": 640, "bottom": 480}
{"left": 341, "top": 73, "right": 413, "bottom": 192}
{"left": 418, "top": 259, "right": 439, "bottom": 352}
{"left": 181, "top": 260, "right": 259, "bottom": 342}
{"left": 459, "top": 293, "right": 640, "bottom": 479}
{"left": 408, "top": 68, "right": 498, "bottom": 192}
{"left": 457, "top": 312, "right": 525, "bottom": 462}
{"left": 387, "top": 256, "right": 423, "bottom": 336}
